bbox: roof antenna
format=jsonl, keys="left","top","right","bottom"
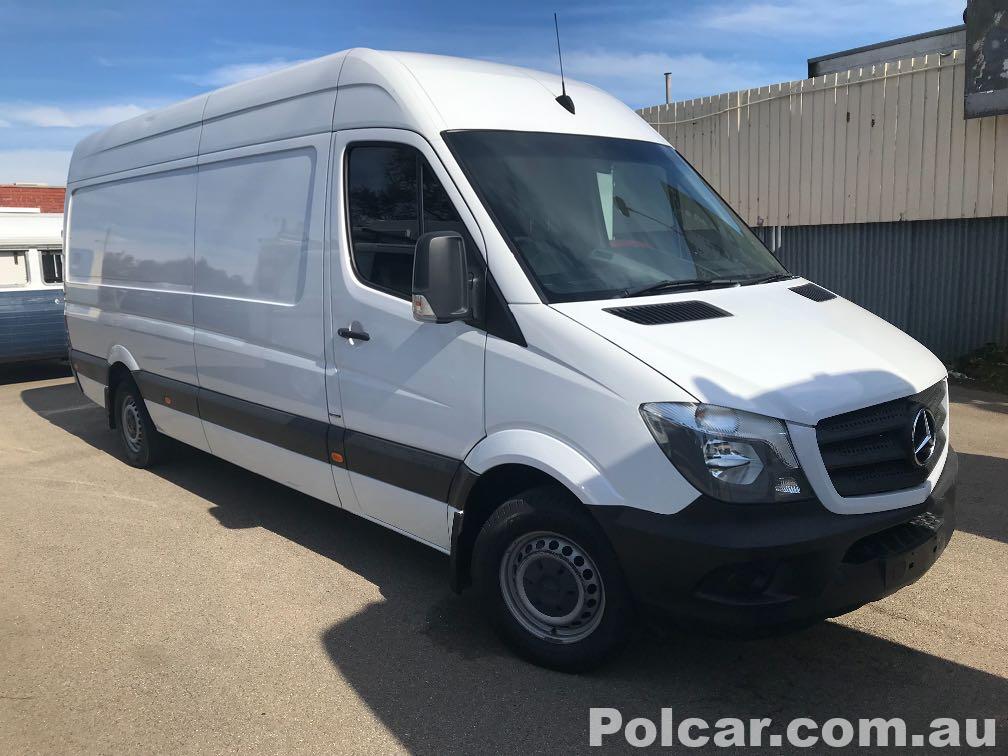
{"left": 553, "top": 13, "right": 575, "bottom": 114}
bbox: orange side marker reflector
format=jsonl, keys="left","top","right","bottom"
{"left": 330, "top": 452, "right": 344, "bottom": 465}
{"left": 164, "top": 396, "right": 172, "bottom": 406}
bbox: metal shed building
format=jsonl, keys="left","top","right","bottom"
{"left": 638, "top": 38, "right": 1007, "bottom": 361}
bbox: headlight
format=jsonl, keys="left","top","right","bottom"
{"left": 640, "top": 402, "right": 812, "bottom": 503}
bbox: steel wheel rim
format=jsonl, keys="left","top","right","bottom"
{"left": 122, "top": 397, "right": 143, "bottom": 454}
{"left": 499, "top": 530, "right": 605, "bottom": 644}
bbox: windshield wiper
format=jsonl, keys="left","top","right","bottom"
{"left": 738, "top": 273, "right": 796, "bottom": 286}
{"left": 621, "top": 278, "right": 738, "bottom": 298}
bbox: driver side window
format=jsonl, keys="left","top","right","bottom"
{"left": 346, "top": 143, "right": 469, "bottom": 299}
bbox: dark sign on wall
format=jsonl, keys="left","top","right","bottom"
{"left": 966, "top": 0, "right": 1008, "bottom": 118}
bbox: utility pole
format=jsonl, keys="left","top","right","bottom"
{"left": 664, "top": 72, "right": 672, "bottom": 104}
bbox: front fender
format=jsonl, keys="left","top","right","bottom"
{"left": 463, "top": 429, "right": 625, "bottom": 509}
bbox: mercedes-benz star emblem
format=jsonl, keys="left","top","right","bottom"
{"left": 911, "top": 407, "right": 937, "bottom": 466}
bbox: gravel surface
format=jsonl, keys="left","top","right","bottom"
{"left": 1, "top": 362, "right": 1005, "bottom": 754}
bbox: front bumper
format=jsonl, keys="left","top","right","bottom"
{"left": 592, "top": 449, "right": 957, "bottom": 632}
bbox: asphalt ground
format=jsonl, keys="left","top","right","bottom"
{"left": 1, "top": 361, "right": 1006, "bottom": 754}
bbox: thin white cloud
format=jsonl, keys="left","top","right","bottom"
{"left": 567, "top": 50, "right": 779, "bottom": 86}
{"left": 704, "top": 0, "right": 964, "bottom": 37}
{"left": 0, "top": 118, "right": 10, "bottom": 128}
{"left": 0, "top": 150, "right": 72, "bottom": 185}
{"left": 504, "top": 49, "right": 793, "bottom": 108}
{"left": 1, "top": 103, "right": 147, "bottom": 128}
{"left": 705, "top": 2, "right": 828, "bottom": 32}
{"left": 181, "top": 57, "right": 306, "bottom": 88}
{"left": 526, "top": 0, "right": 963, "bottom": 106}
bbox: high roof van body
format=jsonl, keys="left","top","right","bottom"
{"left": 65, "top": 50, "right": 956, "bottom": 670}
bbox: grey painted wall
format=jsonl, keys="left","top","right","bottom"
{"left": 754, "top": 217, "right": 1008, "bottom": 361}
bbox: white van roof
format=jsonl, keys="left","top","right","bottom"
{"left": 68, "top": 49, "right": 663, "bottom": 183}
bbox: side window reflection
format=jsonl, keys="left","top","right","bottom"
{"left": 347, "top": 144, "right": 471, "bottom": 299}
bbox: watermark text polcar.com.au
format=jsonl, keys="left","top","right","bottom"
{"left": 589, "top": 710, "right": 998, "bottom": 748}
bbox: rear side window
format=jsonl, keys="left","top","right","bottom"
{"left": 68, "top": 169, "right": 196, "bottom": 287}
{"left": 195, "top": 149, "right": 314, "bottom": 304}
{"left": 0, "top": 251, "right": 28, "bottom": 287}
{"left": 40, "top": 250, "right": 63, "bottom": 284}
{"left": 346, "top": 144, "right": 469, "bottom": 299}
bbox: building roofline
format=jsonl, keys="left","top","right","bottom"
{"left": 807, "top": 24, "right": 965, "bottom": 66}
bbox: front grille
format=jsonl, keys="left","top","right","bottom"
{"left": 816, "top": 381, "right": 947, "bottom": 497}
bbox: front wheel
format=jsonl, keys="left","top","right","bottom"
{"left": 472, "top": 486, "right": 635, "bottom": 672}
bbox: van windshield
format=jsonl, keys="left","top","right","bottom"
{"left": 445, "top": 131, "right": 787, "bottom": 303}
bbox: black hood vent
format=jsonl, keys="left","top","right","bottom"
{"left": 604, "top": 300, "right": 731, "bottom": 325}
{"left": 790, "top": 283, "right": 836, "bottom": 302}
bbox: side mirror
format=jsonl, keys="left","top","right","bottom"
{"left": 412, "top": 231, "right": 471, "bottom": 323}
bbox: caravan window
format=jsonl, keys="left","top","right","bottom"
{"left": 0, "top": 251, "right": 29, "bottom": 287}
{"left": 40, "top": 250, "right": 63, "bottom": 284}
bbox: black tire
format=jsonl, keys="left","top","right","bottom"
{"left": 113, "top": 379, "right": 165, "bottom": 468}
{"left": 472, "top": 485, "right": 635, "bottom": 672}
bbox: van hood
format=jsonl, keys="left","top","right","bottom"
{"left": 551, "top": 280, "right": 947, "bottom": 426}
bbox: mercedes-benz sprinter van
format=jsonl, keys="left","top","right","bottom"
{"left": 64, "top": 50, "right": 956, "bottom": 670}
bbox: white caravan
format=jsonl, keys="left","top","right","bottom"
{"left": 0, "top": 208, "right": 65, "bottom": 363}
{"left": 65, "top": 50, "right": 956, "bottom": 670}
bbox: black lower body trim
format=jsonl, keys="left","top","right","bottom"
{"left": 448, "top": 509, "right": 466, "bottom": 593}
{"left": 198, "top": 386, "right": 330, "bottom": 463}
{"left": 134, "top": 371, "right": 200, "bottom": 418}
{"left": 68, "top": 349, "right": 465, "bottom": 502}
{"left": 447, "top": 463, "right": 481, "bottom": 512}
{"left": 343, "top": 429, "right": 460, "bottom": 502}
{"left": 592, "top": 450, "right": 958, "bottom": 633}
{"left": 69, "top": 348, "right": 108, "bottom": 385}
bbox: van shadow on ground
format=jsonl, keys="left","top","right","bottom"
{"left": 20, "top": 379, "right": 1008, "bottom": 753}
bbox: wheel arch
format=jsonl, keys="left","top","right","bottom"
{"left": 101, "top": 345, "right": 142, "bottom": 428}
{"left": 449, "top": 430, "right": 625, "bottom": 593}
{"left": 106, "top": 344, "right": 140, "bottom": 373}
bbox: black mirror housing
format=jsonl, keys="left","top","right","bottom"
{"left": 412, "top": 231, "right": 471, "bottom": 324}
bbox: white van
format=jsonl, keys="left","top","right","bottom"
{"left": 65, "top": 49, "right": 956, "bottom": 670}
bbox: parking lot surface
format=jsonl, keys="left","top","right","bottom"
{"left": 1, "top": 362, "right": 1006, "bottom": 754}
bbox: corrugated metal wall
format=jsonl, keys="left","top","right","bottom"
{"left": 641, "top": 48, "right": 1007, "bottom": 358}
{"left": 639, "top": 49, "right": 1008, "bottom": 227}
{"left": 753, "top": 217, "right": 1008, "bottom": 360}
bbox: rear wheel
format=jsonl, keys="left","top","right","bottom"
{"left": 472, "top": 486, "right": 635, "bottom": 672}
{"left": 114, "top": 380, "right": 164, "bottom": 468}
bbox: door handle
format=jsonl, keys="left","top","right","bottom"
{"left": 338, "top": 327, "right": 370, "bottom": 342}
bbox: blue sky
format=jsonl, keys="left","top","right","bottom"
{"left": 1, "top": 0, "right": 965, "bottom": 185}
